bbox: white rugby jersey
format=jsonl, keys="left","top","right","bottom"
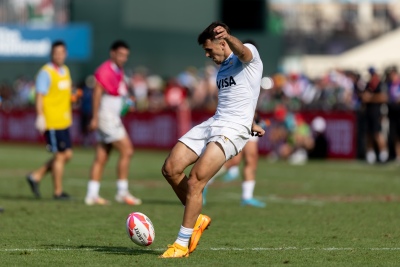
{"left": 213, "top": 43, "right": 263, "bottom": 131}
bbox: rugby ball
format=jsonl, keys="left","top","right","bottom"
{"left": 126, "top": 212, "right": 155, "bottom": 246}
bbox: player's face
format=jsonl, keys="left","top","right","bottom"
{"left": 202, "top": 39, "right": 225, "bottom": 65}
{"left": 111, "top": 47, "right": 130, "bottom": 68}
{"left": 51, "top": 45, "right": 67, "bottom": 67}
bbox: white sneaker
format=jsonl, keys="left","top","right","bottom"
{"left": 289, "top": 149, "right": 308, "bottom": 165}
{"left": 115, "top": 193, "right": 142, "bottom": 205}
{"left": 366, "top": 151, "right": 376, "bottom": 164}
{"left": 379, "top": 150, "right": 388, "bottom": 162}
{"left": 85, "top": 196, "right": 110, "bottom": 206}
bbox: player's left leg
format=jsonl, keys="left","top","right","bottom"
{"left": 112, "top": 135, "right": 141, "bottom": 205}
{"left": 27, "top": 158, "right": 53, "bottom": 198}
{"left": 241, "top": 141, "right": 265, "bottom": 208}
{"left": 185, "top": 142, "right": 226, "bottom": 226}
{"left": 203, "top": 152, "right": 242, "bottom": 205}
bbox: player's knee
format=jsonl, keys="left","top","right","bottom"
{"left": 95, "top": 153, "right": 108, "bottom": 165}
{"left": 161, "top": 159, "right": 182, "bottom": 181}
{"left": 123, "top": 146, "right": 134, "bottom": 158}
{"left": 161, "top": 161, "right": 173, "bottom": 180}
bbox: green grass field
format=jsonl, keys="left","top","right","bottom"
{"left": 1, "top": 143, "right": 400, "bottom": 266}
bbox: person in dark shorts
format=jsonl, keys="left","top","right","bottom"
{"left": 26, "top": 41, "right": 73, "bottom": 200}
{"left": 362, "top": 67, "right": 388, "bottom": 164}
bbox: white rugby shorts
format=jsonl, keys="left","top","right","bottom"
{"left": 179, "top": 117, "right": 250, "bottom": 161}
{"left": 96, "top": 111, "right": 127, "bottom": 144}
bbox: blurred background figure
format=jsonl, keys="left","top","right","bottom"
{"left": 362, "top": 67, "right": 388, "bottom": 164}
{"left": 27, "top": 40, "right": 73, "bottom": 200}
{"left": 386, "top": 67, "right": 400, "bottom": 162}
{"left": 79, "top": 75, "right": 95, "bottom": 147}
{"left": 164, "top": 78, "right": 187, "bottom": 109}
{"left": 85, "top": 40, "right": 141, "bottom": 206}
{"left": 268, "top": 105, "right": 314, "bottom": 165}
{"left": 309, "top": 116, "right": 329, "bottom": 159}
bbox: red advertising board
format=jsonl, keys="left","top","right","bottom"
{"left": 0, "top": 109, "right": 356, "bottom": 159}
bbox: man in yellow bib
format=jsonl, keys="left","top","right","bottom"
{"left": 26, "top": 40, "right": 73, "bottom": 200}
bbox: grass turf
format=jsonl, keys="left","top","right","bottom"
{"left": 0, "top": 143, "right": 400, "bottom": 266}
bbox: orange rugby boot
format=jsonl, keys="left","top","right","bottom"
{"left": 188, "top": 214, "right": 211, "bottom": 253}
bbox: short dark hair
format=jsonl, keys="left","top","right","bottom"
{"left": 197, "top": 21, "right": 231, "bottom": 45}
{"left": 110, "top": 40, "right": 129, "bottom": 51}
{"left": 51, "top": 40, "right": 66, "bottom": 54}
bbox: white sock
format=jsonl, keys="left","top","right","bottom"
{"left": 87, "top": 181, "right": 100, "bottom": 198}
{"left": 117, "top": 179, "right": 129, "bottom": 196}
{"left": 242, "top": 180, "right": 256, "bottom": 200}
{"left": 228, "top": 165, "right": 239, "bottom": 177}
{"left": 366, "top": 150, "right": 376, "bottom": 164}
{"left": 175, "top": 225, "right": 193, "bottom": 247}
{"left": 379, "top": 150, "right": 388, "bottom": 162}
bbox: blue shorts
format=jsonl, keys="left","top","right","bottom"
{"left": 44, "top": 128, "right": 72, "bottom": 153}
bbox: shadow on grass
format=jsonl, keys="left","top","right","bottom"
{"left": 0, "top": 195, "right": 82, "bottom": 203}
{"left": 43, "top": 244, "right": 160, "bottom": 256}
{"left": 0, "top": 195, "right": 43, "bottom": 201}
{"left": 141, "top": 199, "right": 182, "bottom": 206}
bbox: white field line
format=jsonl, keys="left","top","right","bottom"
{"left": 2, "top": 247, "right": 400, "bottom": 252}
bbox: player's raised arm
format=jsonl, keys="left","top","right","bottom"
{"left": 214, "top": 26, "right": 253, "bottom": 63}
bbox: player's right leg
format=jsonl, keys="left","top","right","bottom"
{"left": 162, "top": 141, "right": 199, "bottom": 206}
{"left": 160, "top": 142, "right": 222, "bottom": 258}
{"left": 52, "top": 148, "right": 73, "bottom": 199}
{"left": 85, "top": 143, "right": 112, "bottom": 205}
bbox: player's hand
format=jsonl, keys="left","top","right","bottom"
{"left": 214, "top": 26, "right": 230, "bottom": 40}
{"left": 89, "top": 118, "right": 98, "bottom": 131}
{"left": 35, "top": 114, "right": 46, "bottom": 134}
{"left": 251, "top": 123, "right": 265, "bottom": 137}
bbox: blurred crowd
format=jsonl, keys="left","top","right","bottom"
{"left": 2, "top": 64, "right": 400, "bottom": 164}
{"left": 0, "top": 64, "right": 397, "bottom": 113}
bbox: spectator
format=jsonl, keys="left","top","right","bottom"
{"left": 387, "top": 68, "right": 400, "bottom": 162}
{"left": 362, "top": 67, "right": 388, "bottom": 164}
{"left": 80, "top": 75, "right": 94, "bottom": 147}
{"left": 309, "top": 116, "right": 329, "bottom": 159}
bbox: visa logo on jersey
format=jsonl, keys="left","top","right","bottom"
{"left": 217, "top": 76, "right": 236, "bottom": 90}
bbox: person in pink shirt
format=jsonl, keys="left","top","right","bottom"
{"left": 84, "top": 40, "right": 141, "bottom": 206}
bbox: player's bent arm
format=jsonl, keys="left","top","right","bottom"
{"left": 35, "top": 93, "right": 46, "bottom": 133}
{"left": 224, "top": 35, "right": 253, "bottom": 63}
{"left": 92, "top": 82, "right": 103, "bottom": 119}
